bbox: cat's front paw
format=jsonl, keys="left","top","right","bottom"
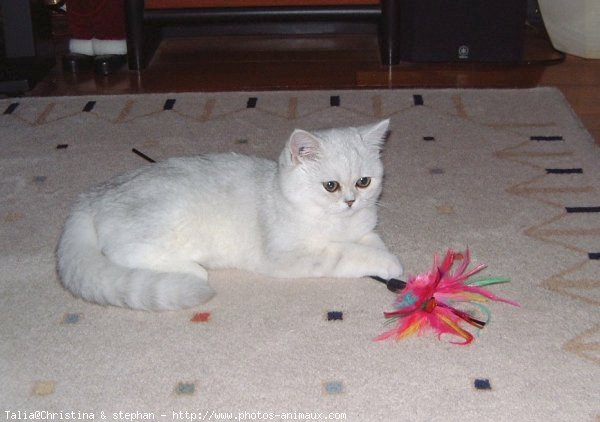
{"left": 372, "top": 252, "right": 403, "bottom": 280}
{"left": 329, "top": 244, "right": 403, "bottom": 280}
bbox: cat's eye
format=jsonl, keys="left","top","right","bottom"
{"left": 356, "top": 177, "right": 371, "bottom": 188}
{"left": 323, "top": 181, "right": 340, "bottom": 192}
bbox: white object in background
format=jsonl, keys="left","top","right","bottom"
{"left": 538, "top": 0, "right": 600, "bottom": 59}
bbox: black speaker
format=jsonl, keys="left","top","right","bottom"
{"left": 398, "top": 0, "right": 527, "bottom": 62}
{"left": 0, "top": 0, "right": 54, "bottom": 94}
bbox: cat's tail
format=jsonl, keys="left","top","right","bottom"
{"left": 56, "top": 207, "right": 215, "bottom": 311}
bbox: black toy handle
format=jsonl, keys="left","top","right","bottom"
{"left": 371, "top": 276, "right": 407, "bottom": 292}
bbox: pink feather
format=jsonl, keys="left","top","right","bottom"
{"left": 375, "top": 249, "right": 518, "bottom": 344}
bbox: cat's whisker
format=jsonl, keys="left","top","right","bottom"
{"left": 373, "top": 199, "right": 390, "bottom": 209}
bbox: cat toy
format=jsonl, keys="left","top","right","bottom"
{"left": 372, "top": 249, "right": 518, "bottom": 345}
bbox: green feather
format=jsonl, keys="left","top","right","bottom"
{"left": 467, "top": 276, "right": 511, "bottom": 287}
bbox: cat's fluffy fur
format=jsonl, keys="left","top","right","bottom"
{"left": 57, "top": 120, "right": 402, "bottom": 311}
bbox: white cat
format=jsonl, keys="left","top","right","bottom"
{"left": 57, "top": 120, "right": 402, "bottom": 311}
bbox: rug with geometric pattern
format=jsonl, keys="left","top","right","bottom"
{"left": 1, "top": 88, "right": 598, "bottom": 421}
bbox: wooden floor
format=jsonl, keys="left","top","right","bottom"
{"left": 30, "top": 25, "right": 600, "bottom": 143}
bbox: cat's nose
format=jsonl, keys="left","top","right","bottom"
{"left": 346, "top": 199, "right": 355, "bottom": 208}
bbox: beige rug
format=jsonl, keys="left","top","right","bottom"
{"left": 1, "top": 88, "right": 598, "bottom": 421}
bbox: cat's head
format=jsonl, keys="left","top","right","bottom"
{"left": 278, "top": 120, "right": 389, "bottom": 216}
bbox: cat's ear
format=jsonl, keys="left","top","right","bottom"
{"left": 359, "top": 119, "right": 390, "bottom": 150}
{"left": 288, "top": 129, "right": 321, "bottom": 165}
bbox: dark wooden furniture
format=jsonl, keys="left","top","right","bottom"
{"left": 0, "top": 0, "right": 54, "bottom": 93}
{"left": 124, "top": 0, "right": 402, "bottom": 70}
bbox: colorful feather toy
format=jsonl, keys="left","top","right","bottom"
{"left": 374, "top": 249, "right": 518, "bottom": 345}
